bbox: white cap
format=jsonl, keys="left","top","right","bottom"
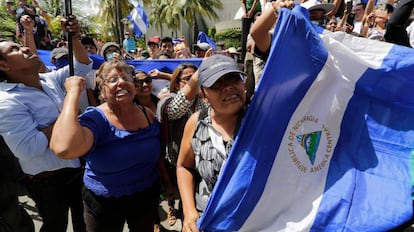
{"left": 301, "top": 0, "right": 335, "bottom": 12}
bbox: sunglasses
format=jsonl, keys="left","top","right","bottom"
{"left": 134, "top": 76, "right": 152, "bottom": 86}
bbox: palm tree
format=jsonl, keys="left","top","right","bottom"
{"left": 96, "top": 0, "right": 133, "bottom": 44}
{"left": 35, "top": 0, "right": 63, "bottom": 17}
{"left": 149, "top": 0, "right": 221, "bottom": 40}
{"left": 180, "top": 0, "right": 223, "bottom": 42}
{"left": 162, "top": 0, "right": 181, "bottom": 37}
{"left": 149, "top": 0, "right": 166, "bottom": 36}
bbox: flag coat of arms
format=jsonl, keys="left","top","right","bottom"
{"left": 198, "top": 5, "right": 414, "bottom": 232}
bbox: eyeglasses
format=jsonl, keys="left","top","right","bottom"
{"left": 134, "top": 77, "right": 152, "bottom": 86}
{"left": 105, "top": 75, "right": 134, "bottom": 84}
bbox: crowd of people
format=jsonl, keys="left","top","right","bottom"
{"left": 0, "top": 0, "right": 413, "bottom": 231}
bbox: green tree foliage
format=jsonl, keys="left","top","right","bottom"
{"left": 1, "top": 0, "right": 228, "bottom": 51}
{"left": 149, "top": 0, "right": 166, "bottom": 35}
{"left": 95, "top": 0, "right": 133, "bottom": 45}
{"left": 214, "top": 29, "right": 242, "bottom": 49}
{"left": 148, "top": 0, "right": 223, "bottom": 41}
{"left": 36, "top": 0, "right": 63, "bottom": 17}
{"left": 0, "top": 5, "right": 18, "bottom": 41}
{"left": 180, "top": 0, "right": 223, "bottom": 42}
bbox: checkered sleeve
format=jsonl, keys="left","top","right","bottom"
{"left": 167, "top": 89, "right": 195, "bottom": 120}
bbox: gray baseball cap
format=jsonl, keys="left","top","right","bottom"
{"left": 198, "top": 54, "right": 245, "bottom": 88}
{"left": 50, "top": 47, "right": 68, "bottom": 60}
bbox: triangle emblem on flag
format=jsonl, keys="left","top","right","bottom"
{"left": 296, "top": 131, "right": 321, "bottom": 165}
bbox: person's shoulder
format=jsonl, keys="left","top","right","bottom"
{"left": 189, "top": 111, "right": 201, "bottom": 123}
{"left": 0, "top": 88, "right": 18, "bottom": 103}
{"left": 0, "top": 82, "right": 19, "bottom": 94}
{"left": 80, "top": 106, "right": 104, "bottom": 119}
{"left": 182, "top": 111, "right": 199, "bottom": 132}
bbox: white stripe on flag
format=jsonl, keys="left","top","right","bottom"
{"left": 131, "top": 7, "right": 147, "bottom": 34}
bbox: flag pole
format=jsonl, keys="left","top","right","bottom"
{"left": 64, "top": 0, "right": 74, "bottom": 76}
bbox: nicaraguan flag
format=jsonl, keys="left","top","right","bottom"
{"left": 197, "top": 31, "right": 217, "bottom": 50}
{"left": 127, "top": 4, "right": 149, "bottom": 38}
{"left": 198, "top": 5, "right": 414, "bottom": 232}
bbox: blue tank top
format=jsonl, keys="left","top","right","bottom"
{"left": 79, "top": 106, "right": 161, "bottom": 198}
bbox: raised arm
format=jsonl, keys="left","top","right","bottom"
{"left": 149, "top": 68, "right": 172, "bottom": 81}
{"left": 5, "top": 2, "right": 16, "bottom": 17}
{"left": 61, "top": 16, "right": 91, "bottom": 65}
{"left": 20, "top": 15, "right": 36, "bottom": 54}
{"left": 177, "top": 112, "right": 199, "bottom": 232}
{"left": 20, "top": 3, "right": 36, "bottom": 18}
{"left": 248, "top": 0, "right": 261, "bottom": 18}
{"left": 327, "top": 0, "right": 343, "bottom": 18}
{"left": 360, "top": 0, "right": 376, "bottom": 36}
{"left": 250, "top": 0, "right": 294, "bottom": 54}
{"left": 166, "top": 71, "right": 200, "bottom": 120}
{"left": 50, "top": 76, "right": 94, "bottom": 159}
{"left": 181, "top": 70, "right": 199, "bottom": 100}
{"left": 20, "top": 15, "right": 47, "bottom": 73}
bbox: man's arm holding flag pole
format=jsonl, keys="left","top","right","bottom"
{"left": 63, "top": 0, "right": 91, "bottom": 74}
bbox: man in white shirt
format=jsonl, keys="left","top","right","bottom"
{"left": 0, "top": 15, "right": 91, "bottom": 232}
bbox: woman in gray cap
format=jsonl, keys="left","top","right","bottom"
{"left": 176, "top": 54, "right": 247, "bottom": 232}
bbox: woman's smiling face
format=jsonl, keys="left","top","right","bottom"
{"left": 101, "top": 68, "right": 136, "bottom": 103}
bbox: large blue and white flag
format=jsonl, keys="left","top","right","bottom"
{"left": 127, "top": 4, "right": 149, "bottom": 38}
{"left": 198, "top": 5, "right": 414, "bottom": 232}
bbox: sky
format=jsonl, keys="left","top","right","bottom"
{"left": 75, "top": 0, "right": 99, "bottom": 17}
